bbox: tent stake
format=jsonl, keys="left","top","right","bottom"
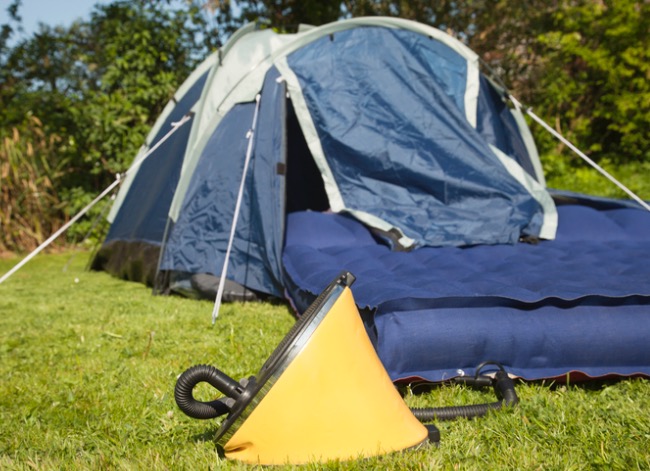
{"left": 509, "top": 95, "right": 650, "bottom": 212}
{"left": 211, "top": 94, "right": 262, "bottom": 324}
{"left": 0, "top": 114, "right": 193, "bottom": 285}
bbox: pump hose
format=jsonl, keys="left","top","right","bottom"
{"left": 174, "top": 364, "right": 240, "bottom": 420}
{"left": 411, "top": 368, "right": 519, "bottom": 422}
{"left": 412, "top": 401, "right": 505, "bottom": 421}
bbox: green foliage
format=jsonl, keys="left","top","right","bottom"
{"left": 1, "top": 252, "right": 650, "bottom": 469}
{"left": 3, "top": 1, "right": 218, "bottom": 177}
{"left": 0, "top": 1, "right": 221, "bottom": 253}
{"left": 534, "top": 0, "right": 650, "bottom": 163}
{"left": 0, "top": 0, "right": 21, "bottom": 68}
{"left": 237, "top": 0, "right": 341, "bottom": 29}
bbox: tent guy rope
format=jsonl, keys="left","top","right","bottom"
{"left": 0, "top": 113, "right": 193, "bottom": 285}
{"left": 509, "top": 95, "right": 650, "bottom": 213}
{"left": 211, "top": 94, "right": 262, "bottom": 324}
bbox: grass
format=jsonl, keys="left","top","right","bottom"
{"left": 1, "top": 252, "right": 649, "bottom": 470}
{"left": 540, "top": 154, "right": 650, "bottom": 201}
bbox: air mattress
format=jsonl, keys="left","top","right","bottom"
{"left": 282, "top": 203, "right": 650, "bottom": 382}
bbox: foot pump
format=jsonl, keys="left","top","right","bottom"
{"left": 175, "top": 271, "right": 518, "bottom": 464}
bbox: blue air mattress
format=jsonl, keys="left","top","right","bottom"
{"left": 282, "top": 204, "right": 650, "bottom": 382}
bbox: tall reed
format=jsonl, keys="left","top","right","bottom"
{"left": 0, "top": 116, "right": 68, "bottom": 254}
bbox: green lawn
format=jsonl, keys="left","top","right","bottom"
{"left": 1, "top": 252, "right": 649, "bottom": 470}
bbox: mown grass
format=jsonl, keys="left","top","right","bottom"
{"left": 1, "top": 252, "right": 649, "bottom": 470}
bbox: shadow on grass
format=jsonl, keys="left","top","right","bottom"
{"left": 192, "top": 427, "right": 220, "bottom": 444}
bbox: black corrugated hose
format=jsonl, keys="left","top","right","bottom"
{"left": 410, "top": 362, "right": 519, "bottom": 422}
{"left": 174, "top": 364, "right": 241, "bottom": 420}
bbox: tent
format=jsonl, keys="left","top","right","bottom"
{"left": 92, "top": 17, "right": 650, "bottom": 382}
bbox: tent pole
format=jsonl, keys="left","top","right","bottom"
{"left": 211, "top": 94, "right": 262, "bottom": 324}
{"left": 0, "top": 114, "right": 193, "bottom": 285}
{"left": 509, "top": 95, "right": 650, "bottom": 212}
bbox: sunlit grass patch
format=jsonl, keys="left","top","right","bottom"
{"left": 1, "top": 252, "right": 649, "bottom": 469}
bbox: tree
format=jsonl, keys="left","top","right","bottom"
{"left": 0, "top": 0, "right": 24, "bottom": 121}
{"left": 1, "top": 0, "right": 223, "bottom": 250}
{"left": 205, "top": 0, "right": 340, "bottom": 31}
{"left": 533, "top": 0, "right": 650, "bottom": 162}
